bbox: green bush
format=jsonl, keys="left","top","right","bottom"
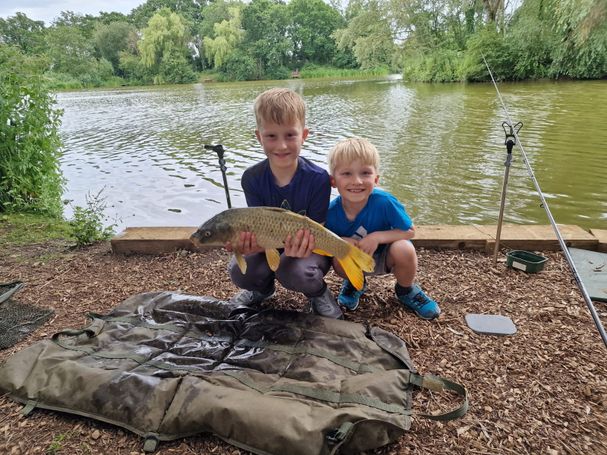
{"left": 0, "top": 45, "right": 64, "bottom": 216}
{"left": 119, "top": 52, "right": 152, "bottom": 85}
{"left": 403, "top": 49, "right": 463, "bottom": 82}
{"left": 460, "top": 27, "right": 514, "bottom": 82}
{"left": 159, "top": 51, "right": 198, "bottom": 84}
{"left": 68, "top": 190, "right": 116, "bottom": 247}
{"left": 264, "top": 65, "right": 290, "bottom": 80}
{"left": 219, "top": 51, "right": 257, "bottom": 81}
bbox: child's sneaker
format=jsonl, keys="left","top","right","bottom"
{"left": 309, "top": 285, "right": 344, "bottom": 319}
{"left": 338, "top": 279, "right": 366, "bottom": 311}
{"left": 230, "top": 285, "right": 275, "bottom": 307}
{"left": 396, "top": 284, "right": 440, "bottom": 320}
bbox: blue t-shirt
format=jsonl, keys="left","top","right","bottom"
{"left": 325, "top": 188, "right": 413, "bottom": 239}
{"left": 241, "top": 156, "right": 331, "bottom": 223}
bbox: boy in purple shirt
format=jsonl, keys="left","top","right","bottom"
{"left": 325, "top": 137, "right": 440, "bottom": 320}
{"left": 227, "top": 88, "right": 343, "bottom": 319}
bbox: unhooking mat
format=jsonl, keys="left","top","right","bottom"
{"left": 0, "top": 292, "right": 467, "bottom": 454}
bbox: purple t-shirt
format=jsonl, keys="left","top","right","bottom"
{"left": 241, "top": 157, "right": 331, "bottom": 223}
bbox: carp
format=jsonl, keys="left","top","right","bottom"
{"left": 190, "top": 207, "right": 375, "bottom": 290}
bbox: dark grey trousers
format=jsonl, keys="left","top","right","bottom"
{"left": 229, "top": 252, "right": 331, "bottom": 298}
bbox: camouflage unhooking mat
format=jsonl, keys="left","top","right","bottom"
{"left": 0, "top": 292, "right": 467, "bottom": 454}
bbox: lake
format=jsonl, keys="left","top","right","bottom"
{"left": 57, "top": 77, "right": 607, "bottom": 232}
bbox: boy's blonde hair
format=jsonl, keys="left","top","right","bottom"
{"left": 254, "top": 88, "right": 306, "bottom": 129}
{"left": 328, "top": 137, "right": 380, "bottom": 175}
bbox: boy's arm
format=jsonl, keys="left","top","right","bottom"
{"left": 357, "top": 227, "right": 415, "bottom": 255}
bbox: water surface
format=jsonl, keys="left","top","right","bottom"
{"left": 58, "top": 78, "right": 607, "bottom": 231}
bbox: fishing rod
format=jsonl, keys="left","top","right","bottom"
{"left": 482, "top": 55, "right": 607, "bottom": 349}
{"left": 204, "top": 143, "right": 232, "bottom": 208}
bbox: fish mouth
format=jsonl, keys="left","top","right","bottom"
{"left": 190, "top": 230, "right": 203, "bottom": 246}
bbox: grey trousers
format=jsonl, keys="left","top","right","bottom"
{"left": 229, "top": 251, "right": 331, "bottom": 298}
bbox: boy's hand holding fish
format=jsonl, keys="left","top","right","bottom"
{"left": 225, "top": 229, "right": 316, "bottom": 258}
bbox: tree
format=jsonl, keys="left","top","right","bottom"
{"left": 130, "top": 0, "right": 205, "bottom": 29}
{"left": 333, "top": 0, "right": 396, "bottom": 69}
{"left": 203, "top": 7, "right": 244, "bottom": 68}
{"left": 46, "top": 25, "right": 100, "bottom": 80}
{"left": 241, "top": 0, "right": 292, "bottom": 78}
{"left": 0, "top": 13, "right": 46, "bottom": 54}
{"left": 138, "top": 8, "right": 197, "bottom": 83}
{"left": 94, "top": 21, "right": 138, "bottom": 74}
{"left": 288, "top": 0, "right": 344, "bottom": 65}
{"left": 52, "top": 11, "right": 98, "bottom": 38}
{"left": 549, "top": 0, "right": 607, "bottom": 78}
{"left": 196, "top": 0, "right": 240, "bottom": 69}
{"left": 97, "top": 11, "right": 131, "bottom": 25}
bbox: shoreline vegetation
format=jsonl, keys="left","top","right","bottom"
{"left": 1, "top": 0, "right": 605, "bottom": 92}
{"left": 49, "top": 65, "right": 394, "bottom": 91}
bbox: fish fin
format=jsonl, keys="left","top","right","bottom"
{"left": 336, "top": 245, "right": 376, "bottom": 291}
{"left": 234, "top": 252, "right": 247, "bottom": 274}
{"left": 265, "top": 249, "right": 281, "bottom": 271}
{"left": 312, "top": 248, "right": 333, "bottom": 257}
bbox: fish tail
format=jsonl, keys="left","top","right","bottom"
{"left": 336, "top": 245, "right": 375, "bottom": 291}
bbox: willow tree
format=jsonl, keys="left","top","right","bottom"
{"left": 333, "top": 0, "right": 397, "bottom": 69}
{"left": 203, "top": 7, "right": 244, "bottom": 68}
{"left": 549, "top": 0, "right": 607, "bottom": 78}
{"left": 138, "top": 8, "right": 196, "bottom": 83}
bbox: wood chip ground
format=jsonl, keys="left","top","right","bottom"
{"left": 1, "top": 241, "right": 606, "bottom": 455}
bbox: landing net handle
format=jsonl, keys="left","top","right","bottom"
{"left": 483, "top": 56, "right": 607, "bottom": 349}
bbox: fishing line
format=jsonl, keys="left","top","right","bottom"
{"left": 482, "top": 55, "right": 607, "bottom": 348}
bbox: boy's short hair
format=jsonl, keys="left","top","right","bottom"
{"left": 328, "top": 137, "right": 380, "bottom": 175}
{"left": 254, "top": 88, "right": 306, "bottom": 129}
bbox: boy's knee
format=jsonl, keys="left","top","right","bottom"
{"left": 276, "top": 256, "right": 329, "bottom": 294}
{"left": 228, "top": 255, "right": 273, "bottom": 289}
{"left": 388, "top": 240, "right": 417, "bottom": 265}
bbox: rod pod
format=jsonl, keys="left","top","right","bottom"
{"left": 204, "top": 144, "right": 232, "bottom": 208}
{"left": 494, "top": 121, "right": 523, "bottom": 264}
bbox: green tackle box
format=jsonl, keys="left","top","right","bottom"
{"left": 506, "top": 250, "right": 548, "bottom": 273}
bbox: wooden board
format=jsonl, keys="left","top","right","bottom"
{"left": 111, "top": 227, "right": 201, "bottom": 254}
{"left": 477, "top": 224, "right": 598, "bottom": 251}
{"left": 590, "top": 229, "right": 607, "bottom": 253}
{"left": 412, "top": 225, "right": 491, "bottom": 250}
{"left": 111, "top": 224, "right": 601, "bottom": 255}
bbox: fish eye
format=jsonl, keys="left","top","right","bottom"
{"left": 204, "top": 230, "right": 212, "bottom": 237}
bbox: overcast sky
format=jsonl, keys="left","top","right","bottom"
{"left": 0, "top": 1, "right": 145, "bottom": 25}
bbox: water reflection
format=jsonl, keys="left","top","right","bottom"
{"left": 58, "top": 79, "right": 607, "bottom": 231}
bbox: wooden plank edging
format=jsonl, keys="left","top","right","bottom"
{"left": 111, "top": 225, "right": 603, "bottom": 255}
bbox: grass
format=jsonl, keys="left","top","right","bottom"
{"left": 299, "top": 65, "right": 391, "bottom": 79}
{"left": 47, "top": 432, "right": 68, "bottom": 454}
{"left": 0, "top": 213, "right": 71, "bottom": 248}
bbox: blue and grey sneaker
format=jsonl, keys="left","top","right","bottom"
{"left": 338, "top": 279, "right": 367, "bottom": 311}
{"left": 396, "top": 284, "right": 440, "bottom": 320}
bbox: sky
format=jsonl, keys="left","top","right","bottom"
{"left": 0, "top": 1, "right": 145, "bottom": 25}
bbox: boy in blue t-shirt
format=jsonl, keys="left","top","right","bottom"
{"left": 226, "top": 88, "right": 343, "bottom": 319}
{"left": 325, "top": 137, "right": 440, "bottom": 320}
